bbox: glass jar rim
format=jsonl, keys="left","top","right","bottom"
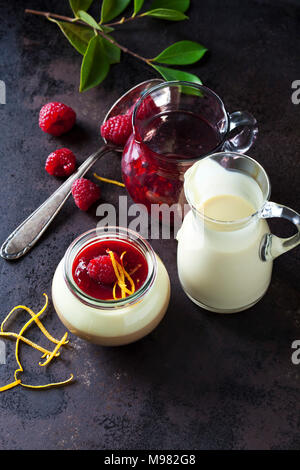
{"left": 63, "top": 227, "right": 157, "bottom": 310}
{"left": 132, "top": 80, "right": 229, "bottom": 164}
{"left": 184, "top": 151, "right": 271, "bottom": 226}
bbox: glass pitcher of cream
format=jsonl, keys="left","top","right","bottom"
{"left": 176, "top": 152, "right": 300, "bottom": 313}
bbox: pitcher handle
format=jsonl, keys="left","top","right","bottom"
{"left": 223, "top": 111, "right": 258, "bottom": 153}
{"left": 259, "top": 201, "right": 300, "bottom": 261}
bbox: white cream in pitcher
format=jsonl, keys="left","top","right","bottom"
{"left": 177, "top": 156, "right": 273, "bottom": 313}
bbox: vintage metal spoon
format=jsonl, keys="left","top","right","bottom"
{"left": 0, "top": 79, "right": 162, "bottom": 260}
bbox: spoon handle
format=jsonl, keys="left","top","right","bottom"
{"left": 1, "top": 144, "right": 112, "bottom": 260}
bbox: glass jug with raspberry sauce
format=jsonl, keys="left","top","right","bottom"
{"left": 122, "top": 81, "right": 258, "bottom": 213}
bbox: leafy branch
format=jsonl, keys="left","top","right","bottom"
{"left": 25, "top": 0, "right": 207, "bottom": 92}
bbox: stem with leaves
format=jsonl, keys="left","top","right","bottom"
{"left": 25, "top": 0, "right": 208, "bottom": 92}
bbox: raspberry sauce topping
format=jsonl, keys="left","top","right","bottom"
{"left": 72, "top": 239, "right": 149, "bottom": 300}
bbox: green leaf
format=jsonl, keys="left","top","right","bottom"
{"left": 151, "top": 64, "right": 202, "bottom": 84}
{"left": 101, "top": 36, "right": 121, "bottom": 64}
{"left": 101, "top": 25, "right": 115, "bottom": 33}
{"left": 149, "top": 0, "right": 190, "bottom": 13}
{"left": 100, "top": 0, "right": 131, "bottom": 23}
{"left": 80, "top": 35, "right": 110, "bottom": 92}
{"left": 133, "top": 0, "right": 144, "bottom": 15}
{"left": 77, "top": 10, "right": 101, "bottom": 29}
{"left": 54, "top": 21, "right": 94, "bottom": 55}
{"left": 69, "top": 0, "right": 94, "bottom": 16}
{"left": 142, "top": 8, "right": 188, "bottom": 21}
{"left": 153, "top": 41, "right": 207, "bottom": 65}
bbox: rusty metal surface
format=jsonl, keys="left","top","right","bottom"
{"left": 0, "top": 0, "right": 299, "bottom": 450}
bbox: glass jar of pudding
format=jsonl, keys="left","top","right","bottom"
{"left": 122, "top": 81, "right": 258, "bottom": 213}
{"left": 177, "top": 152, "right": 300, "bottom": 313}
{"left": 52, "top": 227, "right": 170, "bottom": 346}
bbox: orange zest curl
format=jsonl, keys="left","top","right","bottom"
{"left": 39, "top": 332, "right": 68, "bottom": 367}
{"left": 0, "top": 379, "right": 21, "bottom": 392}
{"left": 0, "top": 331, "right": 59, "bottom": 357}
{"left": 107, "top": 250, "right": 136, "bottom": 300}
{"left": 93, "top": 173, "right": 125, "bottom": 188}
{"left": 19, "top": 374, "right": 74, "bottom": 390}
{"left": 0, "top": 294, "right": 74, "bottom": 392}
{"left": 1, "top": 300, "right": 69, "bottom": 346}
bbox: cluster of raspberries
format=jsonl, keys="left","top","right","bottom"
{"left": 40, "top": 100, "right": 132, "bottom": 211}
{"left": 40, "top": 95, "right": 157, "bottom": 210}
{"left": 39, "top": 101, "right": 101, "bottom": 211}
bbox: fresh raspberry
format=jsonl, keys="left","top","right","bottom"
{"left": 126, "top": 95, "right": 159, "bottom": 120}
{"left": 39, "top": 102, "right": 76, "bottom": 136}
{"left": 87, "top": 253, "right": 120, "bottom": 285}
{"left": 45, "top": 148, "right": 76, "bottom": 177}
{"left": 71, "top": 178, "right": 101, "bottom": 211}
{"left": 100, "top": 114, "right": 132, "bottom": 146}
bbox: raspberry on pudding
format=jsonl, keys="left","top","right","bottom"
{"left": 52, "top": 228, "right": 170, "bottom": 346}
{"left": 72, "top": 239, "right": 148, "bottom": 301}
{"left": 87, "top": 253, "right": 121, "bottom": 285}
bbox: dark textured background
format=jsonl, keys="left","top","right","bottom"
{"left": 0, "top": 0, "right": 300, "bottom": 450}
